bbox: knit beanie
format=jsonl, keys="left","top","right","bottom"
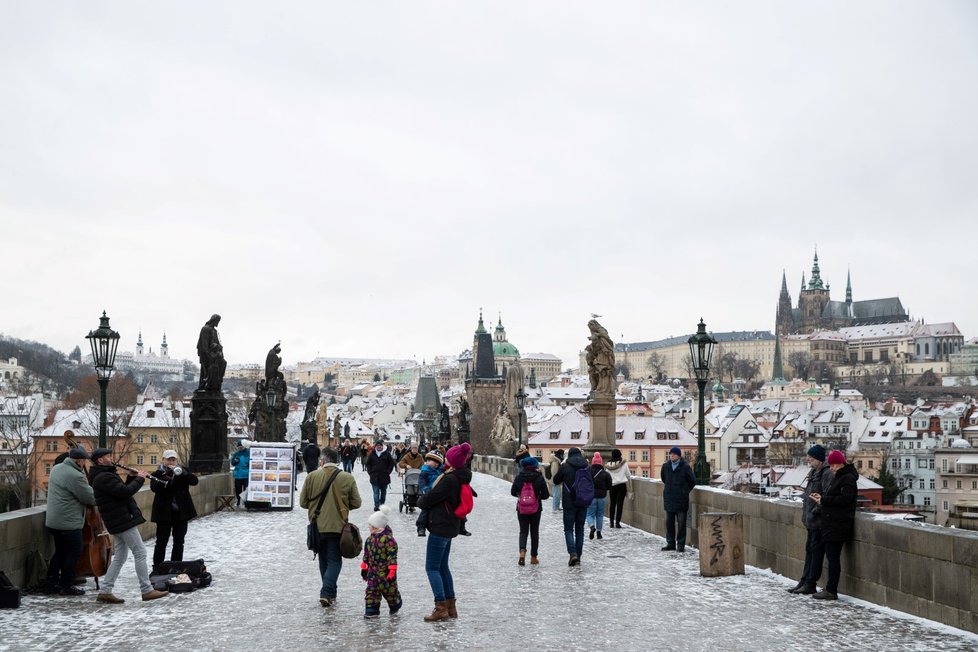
{"left": 367, "top": 504, "right": 391, "bottom": 529}
{"left": 520, "top": 456, "right": 540, "bottom": 469}
{"left": 591, "top": 452, "right": 603, "bottom": 465}
{"left": 424, "top": 452, "right": 444, "bottom": 466}
{"left": 669, "top": 447, "right": 682, "bottom": 457}
{"left": 567, "top": 447, "right": 582, "bottom": 458}
{"left": 827, "top": 450, "right": 846, "bottom": 465}
{"left": 445, "top": 442, "right": 471, "bottom": 469}
{"left": 807, "top": 445, "right": 826, "bottom": 462}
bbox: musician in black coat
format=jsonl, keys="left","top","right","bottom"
{"left": 89, "top": 448, "right": 168, "bottom": 603}
{"left": 150, "top": 450, "right": 200, "bottom": 572}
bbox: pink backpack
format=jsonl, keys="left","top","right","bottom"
{"left": 517, "top": 480, "right": 539, "bottom": 515}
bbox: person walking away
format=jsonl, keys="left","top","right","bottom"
{"left": 587, "top": 452, "right": 613, "bottom": 540}
{"left": 417, "top": 442, "right": 472, "bottom": 622}
{"left": 660, "top": 446, "right": 696, "bottom": 552}
{"left": 366, "top": 440, "right": 396, "bottom": 511}
{"left": 547, "top": 449, "right": 564, "bottom": 512}
{"left": 88, "top": 448, "right": 168, "bottom": 603}
{"left": 553, "top": 447, "right": 593, "bottom": 566}
{"left": 514, "top": 444, "right": 530, "bottom": 469}
{"left": 149, "top": 450, "right": 199, "bottom": 574}
{"left": 44, "top": 447, "right": 96, "bottom": 595}
{"left": 299, "top": 447, "right": 362, "bottom": 607}
{"left": 605, "top": 448, "right": 632, "bottom": 528}
{"left": 230, "top": 439, "right": 250, "bottom": 506}
{"left": 302, "top": 442, "right": 321, "bottom": 474}
{"left": 416, "top": 452, "right": 444, "bottom": 537}
{"left": 360, "top": 441, "right": 370, "bottom": 470}
{"left": 397, "top": 444, "right": 424, "bottom": 471}
{"left": 510, "top": 456, "right": 550, "bottom": 565}
{"left": 787, "top": 445, "right": 833, "bottom": 595}
{"left": 360, "top": 505, "right": 402, "bottom": 618}
{"left": 810, "top": 450, "right": 858, "bottom": 600}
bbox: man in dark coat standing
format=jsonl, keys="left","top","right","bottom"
{"left": 89, "top": 448, "right": 168, "bottom": 604}
{"left": 660, "top": 446, "right": 696, "bottom": 552}
{"left": 149, "top": 450, "right": 199, "bottom": 573}
{"left": 810, "top": 450, "right": 858, "bottom": 600}
{"left": 788, "top": 445, "right": 833, "bottom": 594}
{"left": 366, "top": 440, "right": 395, "bottom": 512}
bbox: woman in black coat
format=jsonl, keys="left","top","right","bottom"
{"left": 810, "top": 450, "right": 858, "bottom": 600}
{"left": 150, "top": 451, "right": 199, "bottom": 572}
{"left": 510, "top": 456, "right": 550, "bottom": 566}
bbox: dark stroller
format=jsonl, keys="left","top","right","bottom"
{"left": 398, "top": 468, "right": 422, "bottom": 513}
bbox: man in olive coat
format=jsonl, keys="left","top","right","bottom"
{"left": 299, "top": 447, "right": 361, "bottom": 607}
{"left": 44, "top": 447, "right": 96, "bottom": 595}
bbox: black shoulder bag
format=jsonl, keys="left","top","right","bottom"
{"left": 307, "top": 468, "right": 340, "bottom": 558}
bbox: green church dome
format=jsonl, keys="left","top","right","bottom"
{"left": 493, "top": 341, "right": 520, "bottom": 357}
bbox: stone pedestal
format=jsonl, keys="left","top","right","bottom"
{"left": 698, "top": 512, "right": 745, "bottom": 577}
{"left": 583, "top": 397, "right": 616, "bottom": 460}
{"left": 189, "top": 390, "right": 228, "bottom": 474}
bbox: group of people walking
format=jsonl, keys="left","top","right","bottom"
{"left": 301, "top": 440, "right": 474, "bottom": 622}
{"left": 43, "top": 446, "right": 199, "bottom": 603}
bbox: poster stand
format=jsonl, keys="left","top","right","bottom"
{"left": 243, "top": 441, "right": 298, "bottom": 511}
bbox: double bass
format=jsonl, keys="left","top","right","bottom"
{"left": 63, "top": 432, "right": 112, "bottom": 582}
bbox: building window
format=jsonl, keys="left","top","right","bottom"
{"left": 956, "top": 480, "right": 962, "bottom": 489}
{"left": 943, "top": 500, "right": 949, "bottom": 511}
{"left": 549, "top": 432, "right": 559, "bottom": 440}
{"left": 146, "top": 410, "right": 155, "bottom": 418}
{"left": 943, "top": 479, "right": 948, "bottom": 488}
{"left": 864, "top": 351, "right": 873, "bottom": 363}
{"left": 942, "top": 459, "right": 948, "bottom": 473}
{"left": 973, "top": 481, "right": 977, "bottom": 490}
{"left": 629, "top": 451, "right": 636, "bottom": 462}
{"left": 641, "top": 469, "right": 649, "bottom": 478}
{"left": 710, "top": 442, "right": 716, "bottom": 452}
{"left": 136, "top": 455, "right": 144, "bottom": 465}
{"left": 918, "top": 479, "right": 925, "bottom": 489}
{"left": 150, "top": 434, "right": 158, "bottom": 444}
{"left": 45, "top": 463, "right": 51, "bottom": 476}
{"left": 535, "top": 450, "right": 542, "bottom": 458}
{"left": 570, "top": 431, "right": 581, "bottom": 440}
{"left": 868, "top": 460, "right": 874, "bottom": 469}
{"left": 635, "top": 432, "right": 644, "bottom": 440}
{"left": 136, "top": 434, "right": 144, "bottom": 443}
{"left": 929, "top": 460, "right": 934, "bottom": 469}
{"left": 924, "top": 497, "right": 931, "bottom": 506}
{"left": 151, "top": 456, "right": 158, "bottom": 465}
{"left": 929, "top": 479, "right": 935, "bottom": 489}
{"left": 857, "top": 460, "right": 863, "bottom": 469}
{"left": 918, "top": 459, "right": 926, "bottom": 469}
{"left": 170, "top": 435, "right": 177, "bottom": 444}
{"left": 642, "top": 451, "right": 649, "bottom": 462}
{"left": 615, "top": 431, "right": 624, "bottom": 440}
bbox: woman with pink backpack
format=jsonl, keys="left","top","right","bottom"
{"left": 510, "top": 456, "right": 550, "bottom": 566}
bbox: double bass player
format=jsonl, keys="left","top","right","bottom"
{"left": 44, "top": 447, "right": 96, "bottom": 595}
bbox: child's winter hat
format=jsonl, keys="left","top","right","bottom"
{"left": 368, "top": 504, "right": 391, "bottom": 529}
{"left": 424, "top": 452, "right": 444, "bottom": 465}
{"left": 591, "top": 452, "right": 603, "bottom": 465}
{"left": 520, "top": 456, "right": 540, "bottom": 469}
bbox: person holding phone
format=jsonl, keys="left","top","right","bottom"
{"left": 809, "top": 450, "right": 858, "bottom": 601}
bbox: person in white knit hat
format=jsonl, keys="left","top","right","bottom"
{"left": 360, "top": 505, "right": 402, "bottom": 618}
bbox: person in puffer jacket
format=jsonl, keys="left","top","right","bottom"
{"left": 360, "top": 505, "right": 402, "bottom": 619}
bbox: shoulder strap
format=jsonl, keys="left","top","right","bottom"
{"left": 312, "top": 468, "right": 341, "bottom": 518}
{"left": 331, "top": 472, "right": 349, "bottom": 521}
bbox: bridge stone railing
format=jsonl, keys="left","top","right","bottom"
{"left": 473, "top": 454, "right": 978, "bottom": 634}
{"left": 0, "top": 473, "right": 232, "bottom": 590}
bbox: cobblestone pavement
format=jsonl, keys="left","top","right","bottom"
{"left": 2, "top": 468, "right": 976, "bottom": 652}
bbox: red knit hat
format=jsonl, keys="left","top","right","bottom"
{"left": 827, "top": 450, "right": 846, "bottom": 465}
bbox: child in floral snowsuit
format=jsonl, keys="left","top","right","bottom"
{"left": 361, "top": 505, "right": 402, "bottom": 618}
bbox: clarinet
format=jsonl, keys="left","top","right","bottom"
{"left": 112, "top": 462, "right": 169, "bottom": 486}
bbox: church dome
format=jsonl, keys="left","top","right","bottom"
{"left": 493, "top": 341, "right": 520, "bottom": 357}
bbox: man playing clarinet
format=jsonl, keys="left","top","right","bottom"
{"left": 88, "top": 448, "right": 169, "bottom": 604}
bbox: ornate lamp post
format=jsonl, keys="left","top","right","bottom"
{"left": 86, "top": 311, "right": 120, "bottom": 448}
{"left": 515, "top": 388, "right": 527, "bottom": 448}
{"left": 688, "top": 318, "right": 717, "bottom": 485}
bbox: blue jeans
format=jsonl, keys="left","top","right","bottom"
{"left": 317, "top": 534, "right": 342, "bottom": 599}
{"left": 371, "top": 483, "right": 388, "bottom": 509}
{"left": 424, "top": 534, "right": 455, "bottom": 602}
{"left": 801, "top": 527, "right": 825, "bottom": 586}
{"left": 551, "top": 485, "right": 562, "bottom": 511}
{"left": 586, "top": 497, "right": 606, "bottom": 531}
{"left": 665, "top": 510, "right": 688, "bottom": 549}
{"left": 562, "top": 505, "right": 588, "bottom": 558}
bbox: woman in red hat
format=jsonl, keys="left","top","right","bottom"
{"left": 810, "top": 449, "right": 858, "bottom": 600}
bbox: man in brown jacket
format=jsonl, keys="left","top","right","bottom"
{"left": 299, "top": 447, "right": 361, "bottom": 607}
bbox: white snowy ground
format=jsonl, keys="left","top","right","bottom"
{"left": 2, "top": 467, "right": 976, "bottom": 652}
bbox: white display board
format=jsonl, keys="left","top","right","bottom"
{"left": 244, "top": 442, "right": 297, "bottom": 510}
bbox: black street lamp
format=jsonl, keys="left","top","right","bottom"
{"left": 86, "top": 311, "right": 120, "bottom": 448}
{"left": 266, "top": 388, "right": 277, "bottom": 409}
{"left": 515, "top": 388, "right": 527, "bottom": 448}
{"left": 688, "top": 318, "right": 717, "bottom": 485}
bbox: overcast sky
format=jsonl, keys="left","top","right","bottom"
{"left": 2, "top": 1, "right": 976, "bottom": 371}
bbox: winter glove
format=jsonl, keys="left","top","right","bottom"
{"left": 360, "top": 562, "right": 368, "bottom": 581}
{"left": 386, "top": 565, "right": 397, "bottom": 581}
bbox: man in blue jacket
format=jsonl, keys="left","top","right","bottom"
{"left": 660, "top": 446, "right": 696, "bottom": 552}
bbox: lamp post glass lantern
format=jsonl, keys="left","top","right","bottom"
{"left": 515, "top": 388, "right": 527, "bottom": 448}
{"left": 687, "top": 318, "right": 717, "bottom": 485}
{"left": 86, "top": 311, "right": 120, "bottom": 448}
{"left": 266, "top": 390, "right": 277, "bottom": 409}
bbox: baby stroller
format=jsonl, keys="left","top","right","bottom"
{"left": 398, "top": 468, "right": 422, "bottom": 513}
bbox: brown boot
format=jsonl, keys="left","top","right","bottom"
{"left": 518, "top": 550, "right": 526, "bottom": 566}
{"left": 424, "top": 601, "right": 450, "bottom": 622}
{"left": 96, "top": 593, "right": 124, "bottom": 604}
{"left": 446, "top": 597, "right": 457, "bottom": 619}
{"left": 141, "top": 589, "right": 169, "bottom": 601}
{"left": 530, "top": 556, "right": 539, "bottom": 565}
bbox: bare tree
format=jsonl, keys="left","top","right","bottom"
{"left": 718, "top": 352, "right": 738, "bottom": 382}
{"left": 646, "top": 352, "right": 667, "bottom": 382}
{"left": 787, "top": 351, "right": 812, "bottom": 380}
{"left": 0, "top": 404, "right": 42, "bottom": 511}
{"left": 681, "top": 354, "right": 695, "bottom": 379}
{"left": 734, "top": 358, "right": 761, "bottom": 383}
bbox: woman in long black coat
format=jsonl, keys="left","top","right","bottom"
{"left": 810, "top": 450, "right": 858, "bottom": 600}
{"left": 150, "top": 451, "right": 199, "bottom": 572}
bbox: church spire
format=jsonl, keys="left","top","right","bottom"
{"left": 772, "top": 329, "right": 785, "bottom": 381}
{"left": 475, "top": 308, "right": 487, "bottom": 335}
{"left": 808, "top": 248, "right": 824, "bottom": 290}
{"left": 845, "top": 269, "right": 852, "bottom": 304}
{"left": 800, "top": 272, "right": 806, "bottom": 293}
